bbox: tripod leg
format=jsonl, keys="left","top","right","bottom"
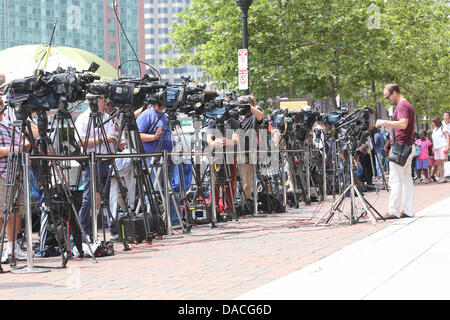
{"left": 353, "top": 186, "right": 377, "bottom": 225}
{"left": 314, "top": 184, "right": 350, "bottom": 225}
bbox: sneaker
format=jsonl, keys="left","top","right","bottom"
{"left": 14, "top": 247, "right": 28, "bottom": 261}
{"left": 424, "top": 178, "right": 430, "bottom": 184}
{"left": 110, "top": 234, "right": 119, "bottom": 241}
{"left": 1, "top": 247, "right": 27, "bottom": 263}
{"left": 416, "top": 179, "right": 421, "bottom": 184}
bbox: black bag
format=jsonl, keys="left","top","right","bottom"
{"left": 389, "top": 142, "right": 411, "bottom": 166}
{"left": 258, "top": 193, "right": 286, "bottom": 214}
{"left": 389, "top": 129, "right": 412, "bottom": 167}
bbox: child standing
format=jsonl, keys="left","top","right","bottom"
{"left": 415, "top": 131, "right": 432, "bottom": 183}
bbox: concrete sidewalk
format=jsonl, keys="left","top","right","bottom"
{"left": 237, "top": 196, "right": 450, "bottom": 300}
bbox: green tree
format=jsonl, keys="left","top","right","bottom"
{"left": 164, "top": 0, "right": 449, "bottom": 117}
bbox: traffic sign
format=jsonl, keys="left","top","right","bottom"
{"left": 238, "top": 49, "right": 248, "bottom": 70}
{"left": 238, "top": 69, "right": 248, "bottom": 90}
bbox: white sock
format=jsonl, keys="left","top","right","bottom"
{"left": 7, "top": 241, "right": 14, "bottom": 253}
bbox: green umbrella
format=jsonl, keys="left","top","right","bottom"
{"left": 0, "top": 44, "right": 118, "bottom": 83}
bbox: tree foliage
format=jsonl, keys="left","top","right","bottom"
{"left": 164, "top": 0, "right": 449, "bottom": 118}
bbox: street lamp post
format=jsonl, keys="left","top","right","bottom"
{"left": 236, "top": 0, "right": 252, "bottom": 95}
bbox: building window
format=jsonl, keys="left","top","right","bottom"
{"left": 158, "top": 28, "right": 169, "bottom": 34}
{"left": 158, "top": 18, "right": 169, "bottom": 24}
{"left": 158, "top": 8, "right": 168, "bottom": 14}
{"left": 174, "top": 68, "right": 186, "bottom": 74}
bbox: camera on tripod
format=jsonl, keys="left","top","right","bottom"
{"left": 87, "top": 74, "right": 165, "bottom": 109}
{"left": 7, "top": 62, "right": 101, "bottom": 112}
{"left": 203, "top": 93, "right": 250, "bottom": 123}
{"left": 147, "top": 76, "right": 219, "bottom": 116}
{"left": 322, "top": 107, "right": 349, "bottom": 127}
{"left": 336, "top": 106, "right": 374, "bottom": 151}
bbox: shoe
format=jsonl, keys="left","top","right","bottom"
{"left": 382, "top": 213, "right": 400, "bottom": 220}
{"left": 219, "top": 213, "right": 231, "bottom": 222}
{"left": 1, "top": 247, "right": 27, "bottom": 263}
{"left": 430, "top": 175, "right": 437, "bottom": 182}
{"left": 110, "top": 234, "right": 119, "bottom": 241}
{"left": 416, "top": 179, "right": 421, "bottom": 184}
{"left": 424, "top": 178, "right": 430, "bottom": 184}
{"left": 400, "top": 212, "right": 413, "bottom": 218}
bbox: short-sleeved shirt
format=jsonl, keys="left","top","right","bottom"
{"left": 415, "top": 139, "right": 432, "bottom": 160}
{"left": 0, "top": 108, "right": 21, "bottom": 179}
{"left": 431, "top": 126, "right": 449, "bottom": 150}
{"left": 207, "top": 119, "right": 240, "bottom": 153}
{"left": 136, "top": 107, "right": 173, "bottom": 153}
{"left": 239, "top": 113, "right": 263, "bottom": 152}
{"left": 392, "top": 99, "right": 415, "bottom": 146}
{"left": 444, "top": 121, "right": 450, "bottom": 133}
{"left": 74, "top": 108, "right": 117, "bottom": 154}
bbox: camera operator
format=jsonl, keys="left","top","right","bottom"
{"left": 237, "top": 96, "right": 263, "bottom": 202}
{"left": 137, "top": 103, "right": 184, "bottom": 228}
{"left": 0, "top": 94, "right": 38, "bottom": 262}
{"left": 75, "top": 95, "right": 122, "bottom": 241}
{"left": 206, "top": 115, "right": 240, "bottom": 221}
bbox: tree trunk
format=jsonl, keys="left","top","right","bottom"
{"left": 328, "top": 76, "right": 337, "bottom": 110}
{"left": 371, "top": 81, "right": 378, "bottom": 120}
{"left": 289, "top": 82, "right": 296, "bottom": 99}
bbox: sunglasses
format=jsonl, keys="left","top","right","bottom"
{"left": 385, "top": 92, "right": 393, "bottom": 100}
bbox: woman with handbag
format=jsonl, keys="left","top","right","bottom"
{"left": 375, "top": 84, "right": 415, "bottom": 219}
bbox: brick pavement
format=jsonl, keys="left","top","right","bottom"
{"left": 0, "top": 182, "right": 448, "bottom": 300}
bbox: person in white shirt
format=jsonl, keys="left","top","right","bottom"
{"left": 443, "top": 111, "right": 450, "bottom": 132}
{"left": 431, "top": 117, "right": 449, "bottom": 183}
{"left": 75, "top": 95, "right": 121, "bottom": 240}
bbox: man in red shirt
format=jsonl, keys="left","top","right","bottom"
{"left": 375, "top": 84, "right": 415, "bottom": 219}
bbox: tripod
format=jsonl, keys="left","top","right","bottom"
{"left": 141, "top": 109, "right": 191, "bottom": 235}
{"left": 34, "top": 106, "right": 97, "bottom": 265}
{"left": 37, "top": 107, "right": 84, "bottom": 255}
{"left": 82, "top": 98, "right": 164, "bottom": 246}
{"left": 314, "top": 145, "right": 385, "bottom": 226}
{"left": 214, "top": 120, "right": 240, "bottom": 222}
{"left": 367, "top": 136, "right": 389, "bottom": 192}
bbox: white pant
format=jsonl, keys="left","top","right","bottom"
{"left": 109, "top": 166, "right": 136, "bottom": 219}
{"left": 388, "top": 153, "right": 415, "bottom": 217}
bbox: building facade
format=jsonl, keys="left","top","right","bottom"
{"left": 141, "top": 0, "right": 202, "bottom": 84}
{"left": 0, "top": 0, "right": 140, "bottom": 77}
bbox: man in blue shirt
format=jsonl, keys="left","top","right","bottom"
{"left": 373, "top": 127, "right": 386, "bottom": 181}
{"left": 137, "top": 104, "right": 182, "bottom": 227}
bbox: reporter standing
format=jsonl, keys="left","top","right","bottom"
{"left": 75, "top": 95, "right": 120, "bottom": 240}
{"left": 237, "top": 96, "right": 263, "bottom": 202}
{"left": 375, "top": 84, "right": 415, "bottom": 219}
